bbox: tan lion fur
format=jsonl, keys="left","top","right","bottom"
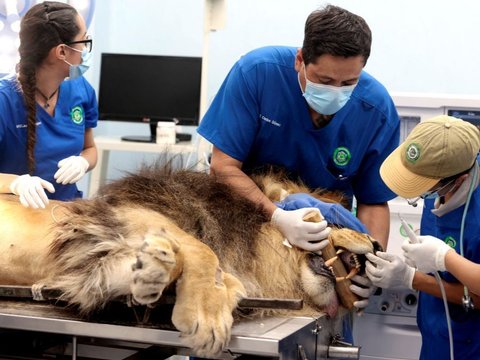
{"left": 0, "top": 163, "right": 375, "bottom": 357}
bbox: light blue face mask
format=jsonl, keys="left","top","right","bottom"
{"left": 408, "top": 177, "right": 458, "bottom": 207}
{"left": 299, "top": 64, "right": 356, "bottom": 115}
{"left": 420, "top": 178, "right": 457, "bottom": 201}
{"left": 64, "top": 47, "right": 92, "bottom": 80}
{"left": 420, "top": 191, "right": 440, "bottom": 200}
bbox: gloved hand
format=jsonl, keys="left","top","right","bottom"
{"left": 349, "top": 274, "right": 376, "bottom": 310}
{"left": 278, "top": 193, "right": 368, "bottom": 233}
{"left": 403, "top": 255, "right": 416, "bottom": 268}
{"left": 271, "top": 207, "right": 331, "bottom": 252}
{"left": 365, "top": 252, "right": 415, "bottom": 289}
{"left": 9, "top": 174, "right": 55, "bottom": 209}
{"left": 402, "top": 235, "right": 453, "bottom": 273}
{"left": 54, "top": 156, "right": 89, "bottom": 185}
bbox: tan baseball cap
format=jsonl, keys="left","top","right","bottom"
{"left": 380, "top": 115, "right": 480, "bottom": 199}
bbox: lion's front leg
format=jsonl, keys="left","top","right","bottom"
{"left": 171, "top": 240, "right": 246, "bottom": 357}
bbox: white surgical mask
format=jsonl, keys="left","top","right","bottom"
{"left": 299, "top": 64, "right": 356, "bottom": 115}
{"left": 64, "top": 46, "right": 92, "bottom": 80}
{"left": 432, "top": 162, "right": 479, "bottom": 217}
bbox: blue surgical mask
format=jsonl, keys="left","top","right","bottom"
{"left": 420, "top": 177, "right": 457, "bottom": 201}
{"left": 420, "top": 191, "right": 439, "bottom": 200}
{"left": 299, "top": 64, "right": 356, "bottom": 115}
{"left": 64, "top": 47, "right": 92, "bottom": 80}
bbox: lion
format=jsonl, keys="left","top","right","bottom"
{"left": 0, "top": 163, "right": 377, "bottom": 357}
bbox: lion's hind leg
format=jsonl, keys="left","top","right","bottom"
{"left": 43, "top": 204, "right": 185, "bottom": 315}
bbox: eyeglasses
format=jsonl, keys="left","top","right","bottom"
{"left": 407, "top": 178, "right": 457, "bottom": 207}
{"left": 422, "top": 178, "right": 457, "bottom": 199}
{"left": 65, "top": 35, "right": 93, "bottom": 53}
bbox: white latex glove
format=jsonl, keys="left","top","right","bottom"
{"left": 349, "top": 274, "right": 376, "bottom": 310}
{"left": 404, "top": 256, "right": 416, "bottom": 268}
{"left": 271, "top": 207, "right": 331, "bottom": 252}
{"left": 54, "top": 155, "right": 89, "bottom": 184}
{"left": 402, "top": 235, "right": 453, "bottom": 273}
{"left": 9, "top": 174, "right": 55, "bottom": 209}
{"left": 365, "top": 252, "right": 415, "bottom": 289}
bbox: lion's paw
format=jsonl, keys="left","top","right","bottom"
{"left": 130, "top": 232, "right": 180, "bottom": 305}
{"left": 172, "top": 272, "right": 245, "bottom": 357}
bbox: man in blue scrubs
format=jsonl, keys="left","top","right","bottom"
{"left": 198, "top": 5, "right": 399, "bottom": 252}
{"left": 366, "top": 115, "right": 480, "bottom": 359}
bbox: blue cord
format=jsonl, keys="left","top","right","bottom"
{"left": 435, "top": 160, "right": 478, "bottom": 360}
{"left": 459, "top": 161, "right": 478, "bottom": 304}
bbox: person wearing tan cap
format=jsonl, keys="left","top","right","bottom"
{"left": 365, "top": 115, "right": 480, "bottom": 359}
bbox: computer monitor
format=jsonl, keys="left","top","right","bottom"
{"left": 447, "top": 109, "right": 480, "bottom": 125}
{"left": 98, "top": 53, "right": 202, "bottom": 142}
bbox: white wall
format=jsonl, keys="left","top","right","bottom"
{"left": 207, "top": 0, "right": 480, "bottom": 99}
{"left": 80, "top": 0, "right": 480, "bottom": 193}
{"left": 88, "top": 0, "right": 480, "bottom": 113}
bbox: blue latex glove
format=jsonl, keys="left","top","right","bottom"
{"left": 277, "top": 193, "right": 368, "bottom": 234}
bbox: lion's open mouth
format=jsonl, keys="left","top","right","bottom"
{"left": 307, "top": 254, "right": 336, "bottom": 282}
{"left": 307, "top": 228, "right": 384, "bottom": 285}
{"left": 307, "top": 249, "right": 366, "bottom": 285}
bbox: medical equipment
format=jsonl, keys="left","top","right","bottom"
{"left": 459, "top": 161, "right": 478, "bottom": 312}
{"left": 400, "top": 215, "right": 454, "bottom": 360}
{"left": 0, "top": 296, "right": 360, "bottom": 359}
{"left": 352, "top": 286, "right": 420, "bottom": 360}
{"left": 353, "top": 199, "right": 422, "bottom": 360}
{"left": 406, "top": 178, "right": 457, "bottom": 208}
{"left": 399, "top": 216, "right": 418, "bottom": 244}
{"left": 406, "top": 197, "right": 420, "bottom": 207}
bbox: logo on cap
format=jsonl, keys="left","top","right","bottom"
{"left": 333, "top": 147, "right": 351, "bottom": 166}
{"left": 405, "top": 143, "right": 420, "bottom": 163}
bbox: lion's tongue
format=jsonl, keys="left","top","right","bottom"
{"left": 324, "top": 293, "right": 339, "bottom": 318}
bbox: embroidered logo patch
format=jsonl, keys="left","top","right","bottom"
{"left": 444, "top": 236, "right": 456, "bottom": 248}
{"left": 70, "top": 106, "right": 84, "bottom": 124}
{"left": 405, "top": 143, "right": 420, "bottom": 163}
{"left": 333, "top": 147, "right": 351, "bottom": 166}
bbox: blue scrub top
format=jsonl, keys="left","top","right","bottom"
{"left": 418, "top": 188, "right": 480, "bottom": 359}
{"left": 0, "top": 74, "right": 98, "bottom": 201}
{"left": 198, "top": 46, "right": 399, "bottom": 204}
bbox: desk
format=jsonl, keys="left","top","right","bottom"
{"left": 88, "top": 136, "right": 195, "bottom": 197}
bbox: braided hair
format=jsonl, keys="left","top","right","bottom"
{"left": 17, "top": 1, "right": 79, "bottom": 173}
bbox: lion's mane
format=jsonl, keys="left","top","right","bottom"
{"left": 45, "top": 162, "right": 342, "bottom": 317}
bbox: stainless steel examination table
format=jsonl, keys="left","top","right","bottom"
{"left": 0, "top": 297, "right": 360, "bottom": 359}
